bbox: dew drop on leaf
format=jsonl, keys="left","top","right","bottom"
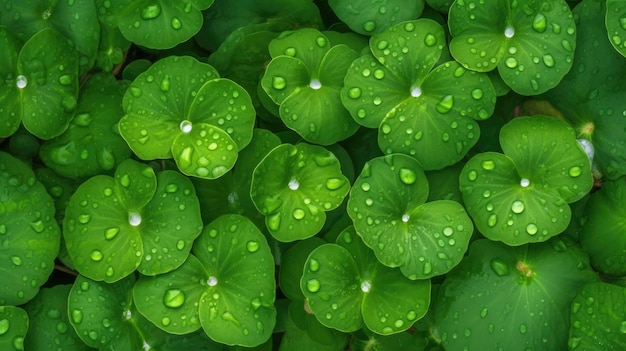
{"left": 511, "top": 200, "right": 525, "bottom": 214}
{"left": 163, "top": 289, "right": 185, "bottom": 308}
{"left": 532, "top": 13, "right": 547, "bottom": 33}
{"left": 490, "top": 258, "right": 510, "bottom": 276}
{"left": 246, "top": 240, "right": 259, "bottom": 253}
{"left": 90, "top": 250, "right": 103, "bottom": 262}
{"left": 272, "top": 76, "right": 286, "bottom": 90}
{"left": 309, "top": 258, "right": 320, "bottom": 272}
{"left": 171, "top": 17, "right": 182, "bottom": 29}
{"left": 306, "top": 279, "right": 321, "bottom": 292}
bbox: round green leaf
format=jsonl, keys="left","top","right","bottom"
{"left": 96, "top": 0, "right": 214, "bottom": 49}
{"left": 579, "top": 177, "right": 626, "bottom": 276}
{"left": 278, "top": 238, "right": 327, "bottom": 302}
{"left": 22, "top": 285, "right": 91, "bottom": 351}
{"left": 328, "top": 0, "right": 425, "bottom": 35}
{"left": 434, "top": 238, "right": 599, "bottom": 351}
{"left": 301, "top": 228, "right": 430, "bottom": 335}
{"left": 0, "top": 152, "right": 60, "bottom": 306}
{"left": 193, "top": 214, "right": 276, "bottom": 347}
{"left": 0, "top": 0, "right": 100, "bottom": 75}
{"left": 0, "top": 306, "right": 28, "bottom": 351}
{"left": 0, "top": 27, "right": 22, "bottom": 138}
{"left": 347, "top": 154, "right": 473, "bottom": 279}
{"left": 568, "top": 281, "right": 626, "bottom": 350}
{"left": 17, "top": 28, "right": 79, "bottom": 140}
{"left": 39, "top": 73, "right": 132, "bottom": 179}
{"left": 460, "top": 116, "right": 593, "bottom": 245}
{"left": 250, "top": 143, "right": 351, "bottom": 242}
{"left": 606, "top": 0, "right": 626, "bottom": 57}
{"left": 448, "top": 0, "right": 576, "bottom": 94}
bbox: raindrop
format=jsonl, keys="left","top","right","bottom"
{"left": 520, "top": 324, "right": 528, "bottom": 334}
{"left": 161, "top": 317, "right": 171, "bottom": 326}
{"left": 401, "top": 214, "right": 410, "bottom": 223}
{"left": 504, "top": 26, "right": 515, "bottom": 38}
{"left": 176, "top": 240, "right": 185, "bottom": 250}
{"left": 129, "top": 212, "right": 142, "bottom": 226}
{"left": 30, "top": 220, "right": 45, "bottom": 233}
{"left": 71, "top": 309, "right": 83, "bottom": 324}
{"left": 246, "top": 240, "right": 259, "bottom": 252}
{"left": 436, "top": 95, "right": 454, "bottom": 113}
{"left": 360, "top": 182, "right": 371, "bottom": 191}
{"left": 490, "top": 258, "right": 510, "bottom": 276}
{"left": 309, "top": 258, "right": 320, "bottom": 272}
{"left": 292, "top": 208, "right": 305, "bottom": 220}
{"left": 179, "top": 120, "right": 192, "bottom": 133}
{"left": 532, "top": 13, "right": 547, "bottom": 32}
{"left": 163, "top": 289, "right": 185, "bottom": 308}
{"left": 288, "top": 177, "right": 300, "bottom": 190}
{"left": 207, "top": 276, "right": 218, "bottom": 286}
{"left": 309, "top": 79, "right": 322, "bottom": 90}
{"left": 404, "top": 22, "right": 415, "bottom": 31}
{"left": 487, "top": 214, "right": 497, "bottom": 227}
{"left": 272, "top": 76, "right": 286, "bottom": 90}
{"left": 520, "top": 178, "right": 530, "bottom": 187}
{"left": 471, "top": 88, "right": 483, "bottom": 99}
{"left": 399, "top": 168, "right": 417, "bottom": 185}
{"left": 481, "top": 160, "right": 495, "bottom": 170}
{"left": 480, "top": 307, "right": 488, "bottom": 318}
{"left": 58, "top": 74, "right": 72, "bottom": 85}
{"left": 171, "top": 17, "right": 182, "bottom": 29}
{"left": 160, "top": 75, "right": 170, "bottom": 91}
{"left": 315, "top": 36, "right": 327, "bottom": 47}
{"left": 526, "top": 223, "right": 538, "bottom": 235}
{"left": 443, "top": 227, "right": 453, "bottom": 236}
{"left": 410, "top": 86, "right": 422, "bottom": 97}
{"left": 10, "top": 256, "right": 22, "bottom": 266}
{"left": 90, "top": 250, "right": 103, "bottom": 261}
{"left": 104, "top": 227, "right": 119, "bottom": 240}
{"left": 348, "top": 87, "right": 362, "bottom": 99}
{"left": 363, "top": 21, "right": 376, "bottom": 32}
{"left": 542, "top": 54, "right": 555, "bottom": 67}
{"left": 360, "top": 280, "right": 372, "bottom": 293}
{"left": 141, "top": 4, "right": 161, "bottom": 19}
{"left": 505, "top": 57, "right": 518, "bottom": 68}
{"left": 267, "top": 213, "right": 281, "bottom": 231}
{"left": 106, "top": 266, "right": 114, "bottom": 276}
{"left": 395, "top": 319, "right": 404, "bottom": 328}
{"left": 284, "top": 47, "right": 296, "bottom": 56}
{"left": 511, "top": 200, "right": 525, "bottom": 214}
{"left": 568, "top": 166, "right": 582, "bottom": 177}
{"left": 422, "top": 262, "right": 432, "bottom": 275}
{"left": 467, "top": 170, "right": 477, "bottom": 181}
{"left": 326, "top": 178, "right": 346, "bottom": 190}
{"left": 306, "top": 279, "right": 321, "bottom": 292}
{"left": 424, "top": 33, "right": 437, "bottom": 47}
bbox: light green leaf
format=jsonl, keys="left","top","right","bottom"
{"left": 606, "top": 0, "right": 626, "bottom": 57}
{"left": 0, "top": 306, "right": 28, "bottom": 351}
{"left": 328, "top": 0, "right": 425, "bottom": 35}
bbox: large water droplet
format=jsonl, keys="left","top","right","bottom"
{"left": 399, "top": 168, "right": 417, "bottom": 185}
{"left": 309, "top": 79, "right": 322, "bottom": 90}
{"left": 292, "top": 208, "right": 305, "bottom": 220}
{"left": 436, "top": 95, "right": 454, "bottom": 113}
{"left": 90, "top": 250, "right": 103, "bottom": 261}
{"left": 15, "top": 75, "right": 27, "bottom": 89}
{"left": 481, "top": 160, "right": 495, "bottom": 170}
{"left": 490, "top": 258, "right": 510, "bottom": 276}
{"left": 163, "top": 289, "right": 185, "bottom": 308}
{"left": 141, "top": 4, "right": 161, "bottom": 19}
{"left": 526, "top": 223, "right": 538, "bottom": 235}
{"left": 306, "top": 279, "right": 321, "bottom": 293}
{"left": 71, "top": 309, "right": 83, "bottom": 324}
{"left": 309, "top": 259, "right": 320, "bottom": 272}
{"left": 288, "top": 177, "right": 299, "bottom": 190}
{"left": 360, "top": 280, "right": 371, "bottom": 293}
{"left": 246, "top": 240, "right": 259, "bottom": 253}
{"left": 568, "top": 166, "right": 582, "bottom": 177}
{"left": 532, "top": 13, "right": 547, "bottom": 32}
{"left": 129, "top": 212, "right": 142, "bottom": 226}
{"left": 207, "top": 276, "right": 218, "bottom": 286}
{"left": 325, "top": 178, "right": 346, "bottom": 190}
{"left": 179, "top": 120, "right": 192, "bottom": 133}
{"left": 171, "top": 17, "right": 182, "bottom": 29}
{"left": 504, "top": 26, "right": 515, "bottom": 38}
{"left": 511, "top": 200, "right": 525, "bottom": 214}
{"left": 104, "top": 227, "right": 119, "bottom": 240}
{"left": 520, "top": 178, "right": 530, "bottom": 187}
{"left": 272, "top": 76, "right": 286, "bottom": 90}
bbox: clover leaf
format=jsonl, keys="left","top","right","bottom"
{"left": 0, "top": 306, "right": 28, "bottom": 351}
{"left": 22, "top": 285, "right": 91, "bottom": 350}
{"left": 95, "top": 0, "right": 214, "bottom": 49}
{"left": 448, "top": 0, "right": 576, "bottom": 95}
{"left": 39, "top": 73, "right": 131, "bottom": 179}
{"left": 459, "top": 115, "right": 593, "bottom": 246}
{"left": 606, "top": 0, "right": 626, "bottom": 57}
{"left": 0, "top": 27, "right": 78, "bottom": 140}
{"left": 0, "top": 0, "right": 100, "bottom": 75}
{"left": 579, "top": 177, "right": 626, "bottom": 276}
{"left": 133, "top": 214, "right": 276, "bottom": 347}
{"left": 0, "top": 152, "right": 60, "bottom": 306}
{"left": 250, "top": 143, "right": 350, "bottom": 242}
{"left": 63, "top": 158, "right": 203, "bottom": 282}
{"left": 301, "top": 227, "right": 431, "bottom": 334}
{"left": 328, "top": 0, "right": 425, "bottom": 35}
{"left": 434, "top": 238, "right": 599, "bottom": 351}
{"left": 568, "top": 281, "right": 626, "bottom": 350}
{"left": 261, "top": 28, "right": 360, "bottom": 145}
{"left": 341, "top": 19, "right": 496, "bottom": 170}
{"left": 119, "top": 56, "right": 255, "bottom": 180}
{"left": 347, "top": 154, "right": 473, "bottom": 280}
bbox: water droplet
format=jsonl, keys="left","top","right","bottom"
{"left": 410, "top": 86, "right": 422, "bottom": 97}
{"left": 401, "top": 213, "right": 410, "bottom": 223}
{"left": 246, "top": 240, "right": 259, "bottom": 253}
{"left": 348, "top": 87, "right": 362, "bottom": 99}
{"left": 526, "top": 223, "right": 538, "bottom": 235}
{"left": 10, "top": 256, "right": 22, "bottom": 266}
{"left": 272, "top": 76, "right": 286, "bottom": 90}
{"left": 424, "top": 33, "right": 437, "bottom": 47}
{"left": 360, "top": 280, "right": 371, "bottom": 293}
{"left": 480, "top": 307, "right": 488, "bottom": 318}
{"left": 471, "top": 88, "right": 483, "bottom": 99}
{"left": 404, "top": 22, "right": 415, "bottom": 31}
{"left": 542, "top": 54, "right": 555, "bottom": 67}
{"left": 78, "top": 213, "right": 91, "bottom": 224}
{"left": 326, "top": 177, "right": 346, "bottom": 190}
{"left": 267, "top": 213, "right": 281, "bottom": 231}
{"left": 504, "top": 26, "right": 515, "bottom": 38}
{"left": 207, "top": 276, "right": 218, "bottom": 286}
{"left": 292, "top": 208, "right": 305, "bottom": 220}
{"left": 58, "top": 74, "right": 72, "bottom": 85}
{"left": 487, "top": 214, "right": 497, "bottom": 227}
{"left": 129, "top": 212, "right": 142, "bottom": 226}
{"left": 163, "top": 289, "right": 185, "bottom": 308}
{"left": 490, "top": 258, "right": 510, "bottom": 276}
{"left": 161, "top": 317, "right": 171, "bottom": 326}
{"left": 532, "top": 13, "right": 547, "bottom": 32}
{"left": 71, "top": 309, "right": 83, "bottom": 324}
{"left": 179, "top": 120, "right": 192, "bottom": 133}
{"left": 141, "top": 4, "right": 161, "bottom": 19}
{"left": 422, "top": 262, "right": 432, "bottom": 275}
{"left": 505, "top": 57, "right": 518, "bottom": 68}
{"left": 306, "top": 279, "right": 321, "bottom": 292}
{"left": 288, "top": 177, "right": 300, "bottom": 190}
{"left": 30, "top": 220, "right": 45, "bottom": 233}
{"left": 568, "top": 166, "right": 582, "bottom": 177}
{"left": 481, "top": 160, "right": 495, "bottom": 170}
{"left": 399, "top": 168, "right": 417, "bottom": 185}
{"left": 16, "top": 75, "right": 27, "bottom": 89}
{"left": 309, "top": 79, "right": 322, "bottom": 90}
{"left": 363, "top": 21, "right": 376, "bottom": 32}
{"left": 511, "top": 200, "right": 525, "bottom": 214}
{"left": 171, "top": 17, "right": 182, "bottom": 29}
{"left": 436, "top": 95, "right": 454, "bottom": 113}
{"left": 520, "top": 178, "right": 530, "bottom": 187}
{"left": 90, "top": 250, "right": 103, "bottom": 261}
{"left": 467, "top": 170, "right": 477, "bottom": 181}
{"left": 315, "top": 36, "right": 327, "bottom": 47}
{"left": 104, "top": 227, "right": 119, "bottom": 240}
{"left": 307, "top": 259, "right": 320, "bottom": 273}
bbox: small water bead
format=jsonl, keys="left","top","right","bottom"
{"left": 288, "top": 177, "right": 299, "bottom": 190}
{"left": 504, "top": 25, "right": 515, "bottom": 38}
{"left": 542, "top": 54, "right": 555, "bottom": 68}
{"left": 272, "top": 76, "right": 286, "bottom": 90}
{"left": 180, "top": 120, "right": 192, "bottom": 133}
{"left": 520, "top": 178, "right": 530, "bottom": 187}
{"left": 90, "top": 250, "right": 103, "bottom": 262}
{"left": 487, "top": 214, "right": 497, "bottom": 227}
{"left": 526, "top": 223, "right": 538, "bottom": 235}
{"left": 410, "top": 86, "right": 422, "bottom": 97}
{"left": 481, "top": 160, "right": 495, "bottom": 170}
{"left": 309, "top": 259, "right": 320, "bottom": 272}
{"left": 129, "top": 212, "right": 142, "bottom": 226}
{"left": 141, "top": 4, "right": 161, "bottom": 19}
{"left": 348, "top": 87, "right": 362, "bottom": 99}
{"left": 71, "top": 309, "right": 83, "bottom": 324}
{"left": 163, "top": 289, "right": 185, "bottom": 308}
{"left": 306, "top": 279, "right": 321, "bottom": 292}
{"left": 401, "top": 214, "right": 410, "bottom": 223}
{"left": 360, "top": 280, "right": 372, "bottom": 293}
{"left": 309, "top": 79, "right": 322, "bottom": 90}
{"left": 424, "top": 33, "right": 437, "bottom": 47}
{"left": 399, "top": 168, "right": 417, "bottom": 185}
{"left": 511, "top": 200, "right": 525, "bottom": 214}
{"left": 505, "top": 57, "right": 518, "bottom": 68}
{"left": 292, "top": 208, "right": 305, "bottom": 220}
{"left": 568, "top": 166, "right": 582, "bottom": 177}
{"left": 246, "top": 240, "right": 259, "bottom": 253}
{"left": 490, "top": 258, "right": 510, "bottom": 276}
{"left": 171, "top": 17, "right": 182, "bottom": 29}
{"left": 363, "top": 21, "right": 376, "bottom": 32}
{"left": 207, "top": 276, "right": 218, "bottom": 287}
{"left": 104, "top": 227, "right": 119, "bottom": 240}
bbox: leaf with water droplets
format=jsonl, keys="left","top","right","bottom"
{"left": 579, "top": 177, "right": 626, "bottom": 276}
{"left": 39, "top": 73, "right": 132, "bottom": 179}
{"left": 191, "top": 214, "right": 276, "bottom": 347}
{"left": 328, "top": 0, "right": 425, "bottom": 35}
{"left": 0, "top": 152, "right": 60, "bottom": 306}
{"left": 0, "top": 27, "right": 22, "bottom": 138}
{"left": 568, "top": 281, "right": 626, "bottom": 350}
{"left": 434, "top": 238, "right": 598, "bottom": 351}
{"left": 348, "top": 154, "right": 472, "bottom": 279}
{"left": 606, "top": 0, "right": 626, "bottom": 58}
{"left": 279, "top": 238, "right": 326, "bottom": 302}
{"left": 0, "top": 306, "right": 28, "bottom": 351}
{"left": 448, "top": 0, "right": 576, "bottom": 95}
{"left": 282, "top": 299, "right": 350, "bottom": 349}
{"left": 251, "top": 143, "right": 351, "bottom": 242}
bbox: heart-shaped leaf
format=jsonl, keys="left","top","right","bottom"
{"left": 301, "top": 227, "right": 431, "bottom": 334}
{"left": 606, "top": 0, "right": 626, "bottom": 57}
{"left": 434, "top": 238, "right": 599, "bottom": 351}
{"left": 0, "top": 306, "right": 28, "bottom": 351}
{"left": 341, "top": 19, "right": 496, "bottom": 170}
{"left": 459, "top": 115, "right": 593, "bottom": 245}
{"left": 0, "top": 152, "right": 60, "bottom": 306}
{"left": 63, "top": 159, "right": 203, "bottom": 282}
{"left": 95, "top": 0, "right": 214, "bottom": 49}
{"left": 348, "top": 154, "right": 473, "bottom": 279}
{"left": 251, "top": 143, "right": 351, "bottom": 242}
{"left": 568, "top": 281, "right": 626, "bottom": 350}
{"left": 328, "top": 0, "right": 425, "bottom": 35}
{"left": 39, "top": 73, "right": 131, "bottom": 179}
{"left": 448, "top": 0, "right": 576, "bottom": 95}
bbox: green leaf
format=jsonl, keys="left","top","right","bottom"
{"left": 568, "top": 281, "right": 626, "bottom": 350}
{"left": 350, "top": 327, "right": 430, "bottom": 351}
{"left": 448, "top": 0, "right": 576, "bottom": 94}
{"left": 279, "top": 300, "right": 349, "bottom": 351}
{"left": 459, "top": 116, "right": 593, "bottom": 245}
{"left": 328, "top": 0, "right": 425, "bottom": 35}
{"left": 606, "top": 0, "right": 626, "bottom": 57}
{"left": 0, "top": 152, "right": 60, "bottom": 306}
{"left": 95, "top": 0, "right": 214, "bottom": 49}
{"left": 434, "top": 238, "right": 599, "bottom": 351}
{"left": 0, "top": 306, "right": 28, "bottom": 351}
{"left": 39, "top": 73, "right": 132, "bottom": 179}
{"left": 17, "top": 28, "right": 79, "bottom": 140}
{"left": 193, "top": 214, "right": 276, "bottom": 347}
{"left": 347, "top": 154, "right": 473, "bottom": 279}
{"left": 279, "top": 238, "right": 327, "bottom": 302}
{"left": 95, "top": 25, "right": 131, "bottom": 73}
{"left": 579, "top": 177, "right": 626, "bottom": 276}
{"left": 0, "top": 27, "right": 22, "bottom": 138}
{"left": 301, "top": 228, "right": 430, "bottom": 334}
{"left": 250, "top": 143, "right": 351, "bottom": 242}
{"left": 22, "top": 285, "right": 92, "bottom": 351}
{"left": 63, "top": 159, "right": 203, "bottom": 282}
{"left": 341, "top": 19, "right": 496, "bottom": 170}
{"left": 0, "top": 0, "right": 100, "bottom": 74}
